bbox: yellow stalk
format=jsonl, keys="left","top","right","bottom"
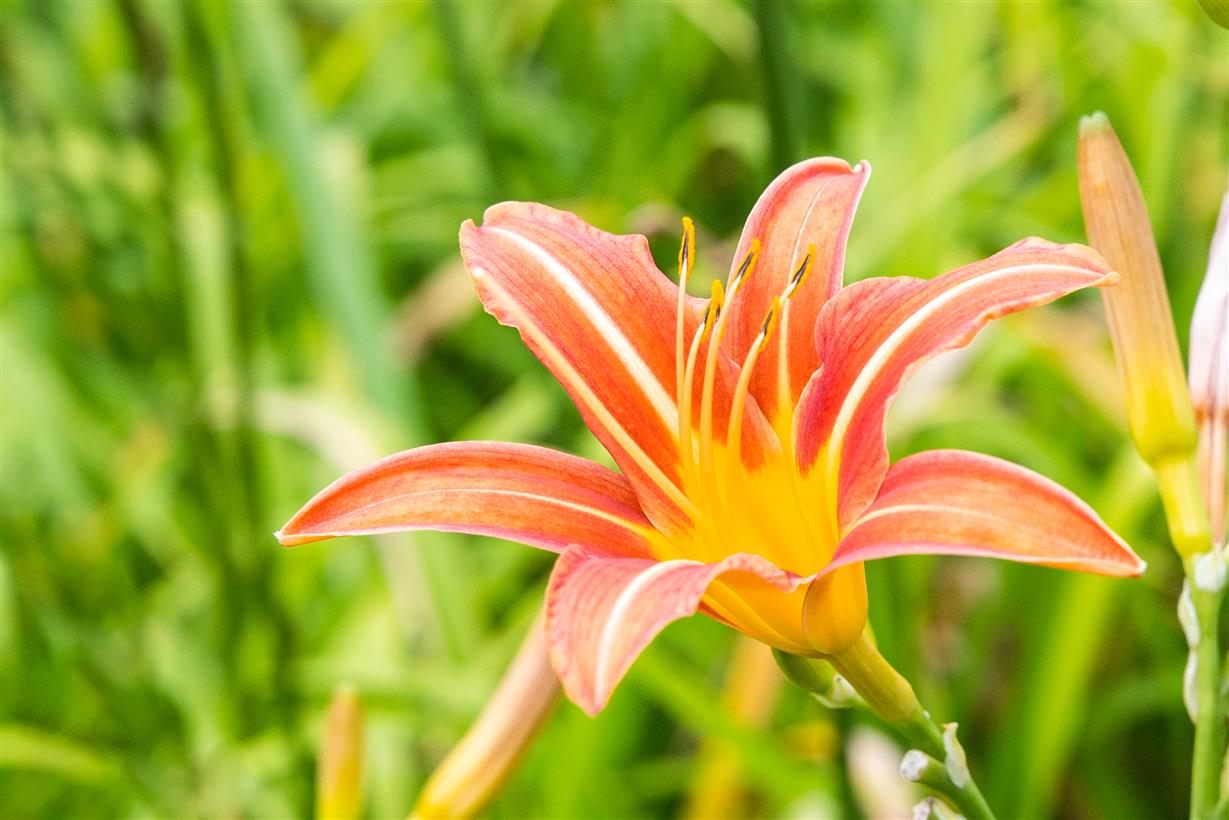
{"left": 317, "top": 685, "right": 364, "bottom": 820}
{"left": 682, "top": 638, "right": 783, "bottom": 820}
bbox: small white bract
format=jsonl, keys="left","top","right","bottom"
{"left": 900, "top": 749, "right": 930, "bottom": 782}
{"left": 1178, "top": 581, "right": 1200, "bottom": 648}
{"left": 814, "top": 674, "right": 859, "bottom": 710}
{"left": 1183, "top": 650, "right": 1199, "bottom": 722}
{"left": 942, "top": 723, "right": 971, "bottom": 789}
{"left": 1193, "top": 550, "right": 1227, "bottom": 593}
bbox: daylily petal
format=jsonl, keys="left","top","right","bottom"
{"left": 460, "top": 203, "right": 777, "bottom": 531}
{"left": 461, "top": 202, "right": 697, "bottom": 532}
{"left": 277, "top": 441, "right": 659, "bottom": 559}
{"left": 825, "top": 449, "right": 1144, "bottom": 577}
{"left": 725, "top": 158, "right": 870, "bottom": 430}
{"left": 795, "top": 238, "right": 1117, "bottom": 528}
{"left": 545, "top": 544, "right": 812, "bottom": 715}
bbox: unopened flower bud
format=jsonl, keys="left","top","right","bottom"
{"left": 773, "top": 649, "right": 862, "bottom": 709}
{"left": 412, "top": 615, "right": 559, "bottom": 819}
{"left": 1189, "top": 182, "right": 1228, "bottom": 549}
{"left": 1078, "top": 112, "right": 1210, "bottom": 556}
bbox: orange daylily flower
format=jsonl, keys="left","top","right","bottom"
{"left": 279, "top": 159, "right": 1144, "bottom": 715}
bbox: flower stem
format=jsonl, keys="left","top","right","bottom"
{"left": 1185, "top": 552, "right": 1226, "bottom": 820}
{"left": 1155, "top": 448, "right": 1223, "bottom": 820}
{"left": 781, "top": 634, "right": 996, "bottom": 820}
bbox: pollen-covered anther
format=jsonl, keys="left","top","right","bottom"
{"left": 678, "top": 216, "right": 695, "bottom": 274}
{"left": 729, "top": 238, "right": 762, "bottom": 295}
{"left": 783, "top": 243, "right": 817, "bottom": 300}
{"left": 674, "top": 217, "right": 697, "bottom": 417}
{"left": 758, "top": 297, "right": 782, "bottom": 345}
{"left": 772, "top": 243, "right": 819, "bottom": 421}
{"left": 706, "top": 280, "right": 724, "bottom": 326}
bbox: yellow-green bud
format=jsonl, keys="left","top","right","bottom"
{"left": 1078, "top": 112, "right": 1210, "bottom": 556}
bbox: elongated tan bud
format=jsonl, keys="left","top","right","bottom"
{"left": 411, "top": 614, "right": 559, "bottom": 819}
{"left": 1078, "top": 112, "right": 1210, "bottom": 556}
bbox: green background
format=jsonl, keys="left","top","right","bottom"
{"left": 2, "top": 1, "right": 1225, "bottom": 817}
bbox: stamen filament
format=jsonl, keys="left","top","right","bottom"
{"left": 476, "top": 272, "right": 702, "bottom": 520}
{"left": 679, "top": 287, "right": 721, "bottom": 496}
{"left": 728, "top": 297, "right": 781, "bottom": 473}
{"left": 700, "top": 244, "right": 760, "bottom": 512}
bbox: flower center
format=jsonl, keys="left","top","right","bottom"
{"left": 667, "top": 223, "right": 838, "bottom": 651}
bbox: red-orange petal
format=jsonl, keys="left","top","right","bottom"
{"left": 460, "top": 203, "right": 699, "bottom": 532}
{"left": 545, "top": 545, "right": 812, "bottom": 716}
{"left": 795, "top": 238, "right": 1117, "bottom": 528}
{"left": 825, "top": 449, "right": 1145, "bottom": 577}
{"left": 460, "top": 202, "right": 778, "bottom": 529}
{"left": 725, "top": 158, "right": 870, "bottom": 428}
{"left": 277, "top": 441, "right": 658, "bottom": 559}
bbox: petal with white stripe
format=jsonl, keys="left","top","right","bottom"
{"left": 277, "top": 441, "right": 661, "bottom": 559}
{"left": 826, "top": 449, "right": 1145, "bottom": 577}
{"left": 461, "top": 203, "right": 699, "bottom": 533}
{"left": 545, "top": 545, "right": 812, "bottom": 715}
{"left": 794, "top": 238, "right": 1117, "bottom": 528}
{"left": 725, "top": 158, "right": 870, "bottom": 430}
{"left": 461, "top": 202, "right": 778, "bottom": 530}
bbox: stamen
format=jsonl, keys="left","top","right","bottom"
{"left": 675, "top": 217, "right": 695, "bottom": 413}
{"left": 728, "top": 239, "right": 761, "bottom": 296}
{"left": 698, "top": 242, "right": 760, "bottom": 510}
{"left": 728, "top": 297, "right": 781, "bottom": 472}
{"left": 784, "top": 243, "right": 816, "bottom": 300}
{"left": 476, "top": 272, "right": 701, "bottom": 520}
{"left": 773, "top": 245, "right": 836, "bottom": 553}
{"left": 679, "top": 283, "right": 722, "bottom": 494}
{"left": 775, "top": 244, "right": 817, "bottom": 424}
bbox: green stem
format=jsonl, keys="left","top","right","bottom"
{"left": 782, "top": 635, "right": 996, "bottom": 820}
{"left": 1153, "top": 448, "right": 1222, "bottom": 820}
{"left": 1186, "top": 554, "right": 1226, "bottom": 820}
{"left": 753, "top": 0, "right": 799, "bottom": 169}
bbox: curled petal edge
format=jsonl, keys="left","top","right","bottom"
{"left": 545, "top": 545, "right": 816, "bottom": 716}
{"left": 823, "top": 449, "right": 1145, "bottom": 579}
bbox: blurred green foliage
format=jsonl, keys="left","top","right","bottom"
{"left": 1, "top": 1, "right": 1225, "bottom": 817}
